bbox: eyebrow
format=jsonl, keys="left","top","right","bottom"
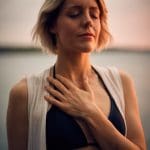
{"left": 64, "top": 4, "right": 100, "bottom": 11}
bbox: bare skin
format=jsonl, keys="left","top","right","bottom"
{"left": 7, "top": 0, "right": 146, "bottom": 149}
{"left": 7, "top": 68, "right": 147, "bottom": 150}
{"left": 7, "top": 78, "right": 28, "bottom": 150}
{"left": 44, "top": 67, "right": 147, "bottom": 150}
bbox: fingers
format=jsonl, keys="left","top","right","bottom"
{"left": 44, "top": 85, "right": 66, "bottom": 102}
{"left": 47, "top": 76, "right": 69, "bottom": 95}
{"left": 56, "top": 74, "right": 76, "bottom": 90}
{"left": 44, "top": 95, "right": 64, "bottom": 108}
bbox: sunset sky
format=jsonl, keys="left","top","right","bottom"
{"left": 0, "top": 0, "right": 150, "bottom": 49}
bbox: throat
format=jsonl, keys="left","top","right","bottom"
{"left": 55, "top": 63, "right": 93, "bottom": 82}
{"left": 55, "top": 52, "right": 92, "bottom": 75}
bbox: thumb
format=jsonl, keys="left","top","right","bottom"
{"left": 83, "top": 78, "right": 92, "bottom": 93}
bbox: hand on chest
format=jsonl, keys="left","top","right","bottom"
{"left": 88, "top": 77, "right": 111, "bottom": 118}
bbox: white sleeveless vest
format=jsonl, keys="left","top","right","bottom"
{"left": 27, "top": 65, "right": 127, "bottom": 150}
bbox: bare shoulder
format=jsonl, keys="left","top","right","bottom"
{"left": 8, "top": 77, "right": 28, "bottom": 117}
{"left": 119, "top": 69, "right": 134, "bottom": 88}
{"left": 118, "top": 69, "right": 138, "bottom": 102}
{"left": 7, "top": 78, "right": 28, "bottom": 150}
{"left": 118, "top": 69, "right": 139, "bottom": 114}
{"left": 9, "top": 78, "right": 28, "bottom": 101}
{"left": 7, "top": 77, "right": 28, "bottom": 126}
{"left": 118, "top": 69, "right": 147, "bottom": 149}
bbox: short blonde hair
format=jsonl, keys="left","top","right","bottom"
{"left": 32, "top": 0, "right": 112, "bottom": 54}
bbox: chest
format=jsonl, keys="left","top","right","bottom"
{"left": 46, "top": 71, "right": 126, "bottom": 149}
{"left": 75, "top": 81, "right": 111, "bottom": 143}
{"left": 87, "top": 76, "right": 111, "bottom": 118}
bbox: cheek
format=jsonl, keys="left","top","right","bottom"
{"left": 56, "top": 23, "right": 77, "bottom": 49}
{"left": 58, "top": 21, "right": 77, "bottom": 38}
{"left": 96, "top": 21, "right": 101, "bottom": 35}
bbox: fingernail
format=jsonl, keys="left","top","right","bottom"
{"left": 47, "top": 76, "right": 52, "bottom": 81}
{"left": 44, "top": 95, "right": 47, "bottom": 99}
{"left": 56, "top": 74, "right": 59, "bottom": 77}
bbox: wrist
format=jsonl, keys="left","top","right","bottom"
{"left": 82, "top": 104, "right": 101, "bottom": 123}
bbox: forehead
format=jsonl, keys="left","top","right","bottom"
{"left": 63, "top": 0, "right": 99, "bottom": 9}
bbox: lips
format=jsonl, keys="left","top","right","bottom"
{"left": 78, "top": 32, "right": 95, "bottom": 40}
{"left": 79, "top": 33, "right": 95, "bottom": 37}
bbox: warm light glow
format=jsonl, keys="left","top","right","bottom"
{"left": 0, "top": 0, "right": 150, "bottom": 50}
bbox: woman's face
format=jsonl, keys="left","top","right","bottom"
{"left": 53, "top": 0, "right": 101, "bottom": 54}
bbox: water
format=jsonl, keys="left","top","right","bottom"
{"left": 0, "top": 50, "right": 150, "bottom": 149}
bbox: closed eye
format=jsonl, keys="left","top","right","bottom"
{"left": 91, "top": 13, "right": 99, "bottom": 19}
{"left": 90, "top": 7, "right": 100, "bottom": 19}
{"left": 68, "top": 12, "right": 80, "bottom": 18}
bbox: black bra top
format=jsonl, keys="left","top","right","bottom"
{"left": 46, "top": 65, "right": 126, "bottom": 150}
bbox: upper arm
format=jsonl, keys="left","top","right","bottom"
{"left": 119, "top": 70, "right": 147, "bottom": 150}
{"left": 7, "top": 78, "right": 28, "bottom": 150}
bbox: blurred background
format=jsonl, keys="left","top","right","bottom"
{"left": 0, "top": 0, "right": 150, "bottom": 149}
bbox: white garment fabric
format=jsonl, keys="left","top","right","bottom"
{"left": 27, "top": 65, "right": 127, "bottom": 150}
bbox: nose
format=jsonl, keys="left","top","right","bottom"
{"left": 81, "top": 12, "right": 93, "bottom": 28}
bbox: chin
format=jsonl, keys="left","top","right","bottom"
{"left": 78, "top": 45, "right": 96, "bottom": 53}
{"left": 80, "top": 49, "right": 93, "bottom": 53}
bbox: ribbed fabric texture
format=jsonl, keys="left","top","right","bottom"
{"left": 27, "top": 65, "right": 127, "bottom": 150}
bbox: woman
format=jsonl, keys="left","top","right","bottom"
{"left": 7, "top": 0, "right": 146, "bottom": 149}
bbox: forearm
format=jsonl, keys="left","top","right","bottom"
{"left": 83, "top": 107, "right": 143, "bottom": 150}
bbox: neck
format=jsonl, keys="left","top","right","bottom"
{"left": 55, "top": 52, "right": 93, "bottom": 83}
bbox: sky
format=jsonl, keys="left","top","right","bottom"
{"left": 0, "top": 0, "right": 150, "bottom": 49}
